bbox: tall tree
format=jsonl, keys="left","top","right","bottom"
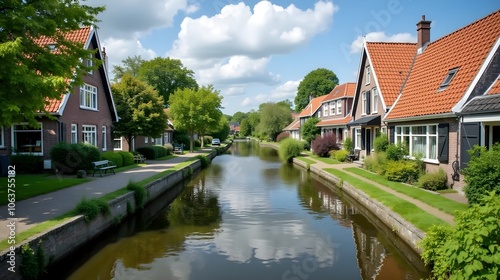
{"left": 112, "top": 74, "right": 167, "bottom": 151}
{"left": 239, "top": 118, "right": 251, "bottom": 136}
{"left": 169, "top": 86, "right": 223, "bottom": 152}
{"left": 112, "top": 55, "right": 145, "bottom": 82}
{"left": 230, "top": 111, "right": 247, "bottom": 123}
{"left": 258, "top": 103, "right": 293, "bottom": 141}
{"left": 277, "top": 99, "right": 294, "bottom": 111}
{"left": 301, "top": 117, "right": 321, "bottom": 145}
{"left": 211, "top": 116, "right": 230, "bottom": 142}
{"left": 139, "top": 57, "right": 198, "bottom": 107}
{"left": 294, "top": 68, "right": 339, "bottom": 112}
{"left": 0, "top": 1, "right": 104, "bottom": 126}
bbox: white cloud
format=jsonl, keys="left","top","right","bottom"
{"left": 270, "top": 80, "right": 300, "bottom": 99}
{"left": 350, "top": 32, "right": 416, "bottom": 53}
{"left": 241, "top": 97, "right": 252, "bottom": 107}
{"left": 102, "top": 38, "right": 157, "bottom": 74}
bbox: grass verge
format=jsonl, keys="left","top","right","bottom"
{"left": 344, "top": 167, "right": 468, "bottom": 215}
{"left": 310, "top": 154, "right": 341, "bottom": 165}
{"left": 296, "top": 156, "right": 315, "bottom": 164}
{"left": 325, "top": 168, "right": 448, "bottom": 232}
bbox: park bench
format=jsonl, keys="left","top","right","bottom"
{"left": 133, "top": 154, "right": 146, "bottom": 163}
{"left": 91, "top": 160, "right": 117, "bottom": 177}
{"left": 173, "top": 143, "right": 184, "bottom": 154}
{"left": 348, "top": 149, "right": 361, "bottom": 162}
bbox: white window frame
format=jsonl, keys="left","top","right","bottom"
{"left": 371, "top": 87, "right": 378, "bottom": 113}
{"left": 355, "top": 128, "right": 362, "bottom": 149}
{"left": 361, "top": 92, "right": 367, "bottom": 115}
{"left": 329, "top": 102, "right": 335, "bottom": 115}
{"left": 82, "top": 125, "right": 97, "bottom": 147}
{"left": 366, "top": 66, "right": 371, "bottom": 85}
{"left": 80, "top": 84, "right": 98, "bottom": 110}
{"left": 323, "top": 104, "right": 328, "bottom": 117}
{"left": 0, "top": 126, "right": 4, "bottom": 148}
{"left": 102, "top": 126, "right": 107, "bottom": 151}
{"left": 317, "top": 110, "right": 322, "bottom": 118}
{"left": 337, "top": 100, "right": 342, "bottom": 115}
{"left": 113, "top": 138, "right": 123, "bottom": 151}
{"left": 155, "top": 137, "right": 162, "bottom": 145}
{"left": 394, "top": 124, "right": 438, "bottom": 162}
{"left": 12, "top": 123, "right": 43, "bottom": 155}
{"left": 71, "top": 124, "right": 78, "bottom": 144}
{"left": 145, "top": 137, "right": 148, "bottom": 143}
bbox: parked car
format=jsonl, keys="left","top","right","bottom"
{"left": 212, "top": 138, "right": 221, "bottom": 146}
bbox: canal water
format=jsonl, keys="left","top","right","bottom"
{"left": 55, "top": 141, "right": 430, "bottom": 280}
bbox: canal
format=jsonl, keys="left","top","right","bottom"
{"left": 53, "top": 140, "right": 430, "bottom": 279}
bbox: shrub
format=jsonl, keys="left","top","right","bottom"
{"left": 163, "top": 143, "right": 173, "bottom": 154}
{"left": 373, "top": 133, "right": 389, "bottom": 152}
{"left": 127, "top": 181, "right": 146, "bottom": 209}
{"left": 384, "top": 160, "right": 420, "bottom": 183}
{"left": 50, "top": 143, "right": 101, "bottom": 174}
{"left": 75, "top": 197, "right": 110, "bottom": 222}
{"left": 312, "top": 134, "right": 339, "bottom": 157}
{"left": 463, "top": 144, "right": 500, "bottom": 205}
{"left": 136, "top": 146, "right": 168, "bottom": 159}
{"left": 173, "top": 131, "right": 190, "bottom": 148}
{"left": 9, "top": 154, "right": 43, "bottom": 173}
{"left": 20, "top": 244, "right": 39, "bottom": 280}
{"left": 363, "top": 152, "right": 388, "bottom": 175}
{"left": 343, "top": 137, "right": 354, "bottom": 152}
{"left": 196, "top": 155, "right": 211, "bottom": 168}
{"left": 419, "top": 192, "right": 500, "bottom": 280}
{"left": 118, "top": 151, "right": 135, "bottom": 166}
{"left": 276, "top": 131, "right": 290, "bottom": 142}
{"left": 385, "top": 142, "right": 408, "bottom": 161}
{"left": 300, "top": 117, "right": 321, "bottom": 145}
{"left": 335, "top": 150, "right": 349, "bottom": 162}
{"left": 101, "top": 151, "right": 123, "bottom": 167}
{"left": 279, "top": 138, "right": 304, "bottom": 163}
{"left": 194, "top": 139, "right": 201, "bottom": 147}
{"left": 203, "top": 136, "right": 213, "bottom": 145}
{"left": 417, "top": 168, "right": 448, "bottom": 191}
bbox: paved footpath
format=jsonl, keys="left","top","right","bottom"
{"left": 0, "top": 149, "right": 209, "bottom": 239}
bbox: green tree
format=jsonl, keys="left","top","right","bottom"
{"left": 196, "top": 85, "right": 223, "bottom": 147}
{"left": 294, "top": 68, "right": 339, "bottom": 112}
{"left": 277, "top": 99, "right": 294, "bottom": 111}
{"left": 231, "top": 111, "right": 247, "bottom": 123}
{"left": 112, "top": 74, "right": 167, "bottom": 151}
{"left": 239, "top": 118, "right": 251, "bottom": 136}
{"left": 169, "top": 86, "right": 223, "bottom": 151}
{"left": 112, "top": 55, "right": 145, "bottom": 82}
{"left": 211, "top": 116, "right": 230, "bottom": 142}
{"left": 301, "top": 117, "right": 321, "bottom": 145}
{"left": 247, "top": 111, "right": 261, "bottom": 136}
{"left": 0, "top": 1, "right": 104, "bottom": 127}
{"left": 258, "top": 102, "right": 292, "bottom": 141}
{"left": 139, "top": 57, "right": 198, "bottom": 107}
{"left": 463, "top": 144, "right": 500, "bottom": 204}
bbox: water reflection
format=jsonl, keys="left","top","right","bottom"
{"left": 64, "top": 141, "right": 429, "bottom": 280}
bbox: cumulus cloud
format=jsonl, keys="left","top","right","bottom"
{"left": 241, "top": 97, "right": 252, "bottom": 107}
{"left": 101, "top": 38, "right": 157, "bottom": 73}
{"left": 350, "top": 32, "right": 416, "bottom": 53}
{"left": 270, "top": 80, "right": 300, "bottom": 99}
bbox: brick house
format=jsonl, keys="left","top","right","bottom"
{"left": 316, "top": 82, "right": 355, "bottom": 145}
{"left": 384, "top": 11, "right": 500, "bottom": 186}
{"left": 283, "top": 95, "right": 327, "bottom": 141}
{"left": 0, "top": 26, "right": 118, "bottom": 164}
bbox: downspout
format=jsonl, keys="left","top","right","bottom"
{"left": 451, "top": 113, "right": 461, "bottom": 186}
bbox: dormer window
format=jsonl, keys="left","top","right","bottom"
{"left": 47, "top": 44, "right": 57, "bottom": 51}
{"left": 438, "top": 68, "right": 459, "bottom": 91}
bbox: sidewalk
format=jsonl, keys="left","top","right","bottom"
{"left": 0, "top": 149, "right": 209, "bottom": 239}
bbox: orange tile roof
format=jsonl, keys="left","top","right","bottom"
{"left": 316, "top": 116, "right": 352, "bottom": 127}
{"left": 297, "top": 95, "right": 327, "bottom": 118}
{"left": 283, "top": 118, "right": 300, "bottom": 131}
{"left": 321, "top": 82, "right": 356, "bottom": 102}
{"left": 44, "top": 95, "right": 65, "bottom": 113}
{"left": 486, "top": 75, "right": 500, "bottom": 95}
{"left": 366, "top": 42, "right": 417, "bottom": 106}
{"left": 387, "top": 11, "right": 500, "bottom": 120}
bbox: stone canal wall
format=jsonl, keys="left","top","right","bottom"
{"left": 0, "top": 143, "right": 231, "bottom": 280}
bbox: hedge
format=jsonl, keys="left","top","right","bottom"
{"left": 50, "top": 143, "right": 101, "bottom": 174}
{"left": 118, "top": 151, "right": 135, "bottom": 166}
{"left": 101, "top": 151, "right": 123, "bottom": 167}
{"left": 136, "top": 146, "right": 169, "bottom": 159}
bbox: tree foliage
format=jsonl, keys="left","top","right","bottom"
{"left": 112, "top": 74, "right": 167, "bottom": 151}
{"left": 0, "top": 0, "right": 104, "bottom": 126}
{"left": 258, "top": 102, "right": 292, "bottom": 141}
{"left": 463, "top": 144, "right": 500, "bottom": 205}
{"left": 231, "top": 111, "right": 247, "bottom": 123}
{"left": 112, "top": 55, "right": 145, "bottom": 81}
{"left": 196, "top": 85, "right": 223, "bottom": 147}
{"left": 419, "top": 192, "right": 500, "bottom": 280}
{"left": 211, "top": 116, "right": 230, "bottom": 142}
{"left": 294, "top": 68, "right": 339, "bottom": 112}
{"left": 300, "top": 117, "right": 321, "bottom": 144}
{"left": 239, "top": 118, "right": 251, "bottom": 136}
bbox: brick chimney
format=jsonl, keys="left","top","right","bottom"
{"left": 416, "top": 15, "right": 431, "bottom": 51}
{"left": 102, "top": 47, "right": 108, "bottom": 73}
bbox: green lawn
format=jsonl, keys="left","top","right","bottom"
{"left": 0, "top": 175, "right": 91, "bottom": 205}
{"left": 295, "top": 156, "right": 316, "bottom": 164}
{"left": 310, "top": 154, "right": 341, "bottom": 165}
{"left": 344, "top": 167, "right": 468, "bottom": 215}
{"left": 325, "top": 168, "right": 448, "bottom": 232}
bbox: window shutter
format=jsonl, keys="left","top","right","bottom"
{"left": 361, "top": 128, "right": 366, "bottom": 150}
{"left": 389, "top": 126, "right": 395, "bottom": 144}
{"left": 438, "top": 123, "right": 449, "bottom": 163}
{"left": 460, "top": 122, "right": 481, "bottom": 169}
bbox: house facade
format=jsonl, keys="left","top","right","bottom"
{"left": 316, "top": 82, "right": 355, "bottom": 145}
{"left": 384, "top": 12, "right": 500, "bottom": 186}
{"left": 0, "top": 26, "right": 118, "bottom": 163}
{"left": 349, "top": 41, "right": 416, "bottom": 157}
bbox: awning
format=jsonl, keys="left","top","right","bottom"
{"left": 348, "top": 115, "right": 381, "bottom": 127}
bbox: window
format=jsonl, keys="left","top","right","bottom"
{"left": 317, "top": 110, "right": 322, "bottom": 118}
{"left": 355, "top": 129, "right": 362, "bottom": 149}
{"left": 82, "top": 125, "right": 97, "bottom": 147}
{"left": 438, "top": 68, "right": 459, "bottom": 91}
{"left": 337, "top": 100, "right": 342, "bottom": 114}
{"left": 71, "top": 124, "right": 78, "bottom": 144}
{"left": 361, "top": 91, "right": 367, "bottom": 115}
{"left": 323, "top": 104, "right": 328, "bottom": 117}
{"left": 164, "top": 133, "right": 170, "bottom": 144}
{"left": 155, "top": 138, "right": 162, "bottom": 145}
{"left": 330, "top": 102, "right": 335, "bottom": 115}
{"left": 395, "top": 124, "right": 438, "bottom": 161}
{"left": 87, "top": 53, "right": 93, "bottom": 74}
{"left": 80, "top": 84, "right": 98, "bottom": 110}
{"left": 371, "top": 87, "right": 378, "bottom": 113}
{"left": 145, "top": 137, "right": 148, "bottom": 143}
{"left": 113, "top": 138, "right": 122, "bottom": 150}
{"left": 366, "top": 66, "right": 371, "bottom": 84}
{"left": 12, "top": 123, "right": 43, "bottom": 154}
{"left": 102, "top": 126, "right": 107, "bottom": 151}
{"left": 0, "top": 127, "right": 4, "bottom": 148}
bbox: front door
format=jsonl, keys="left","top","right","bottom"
{"left": 366, "top": 128, "right": 372, "bottom": 155}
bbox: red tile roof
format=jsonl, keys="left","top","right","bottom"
{"left": 387, "top": 11, "right": 500, "bottom": 120}
{"left": 297, "top": 95, "right": 327, "bottom": 118}
{"left": 321, "top": 82, "right": 356, "bottom": 102}
{"left": 366, "top": 42, "right": 417, "bottom": 107}
{"left": 487, "top": 75, "right": 500, "bottom": 95}
{"left": 316, "top": 116, "right": 352, "bottom": 127}
{"left": 283, "top": 118, "right": 300, "bottom": 131}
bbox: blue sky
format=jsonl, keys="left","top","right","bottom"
{"left": 87, "top": 0, "right": 500, "bottom": 115}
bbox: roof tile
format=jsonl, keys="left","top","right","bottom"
{"left": 297, "top": 95, "right": 327, "bottom": 118}
{"left": 321, "top": 82, "right": 356, "bottom": 102}
{"left": 316, "top": 116, "right": 352, "bottom": 127}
